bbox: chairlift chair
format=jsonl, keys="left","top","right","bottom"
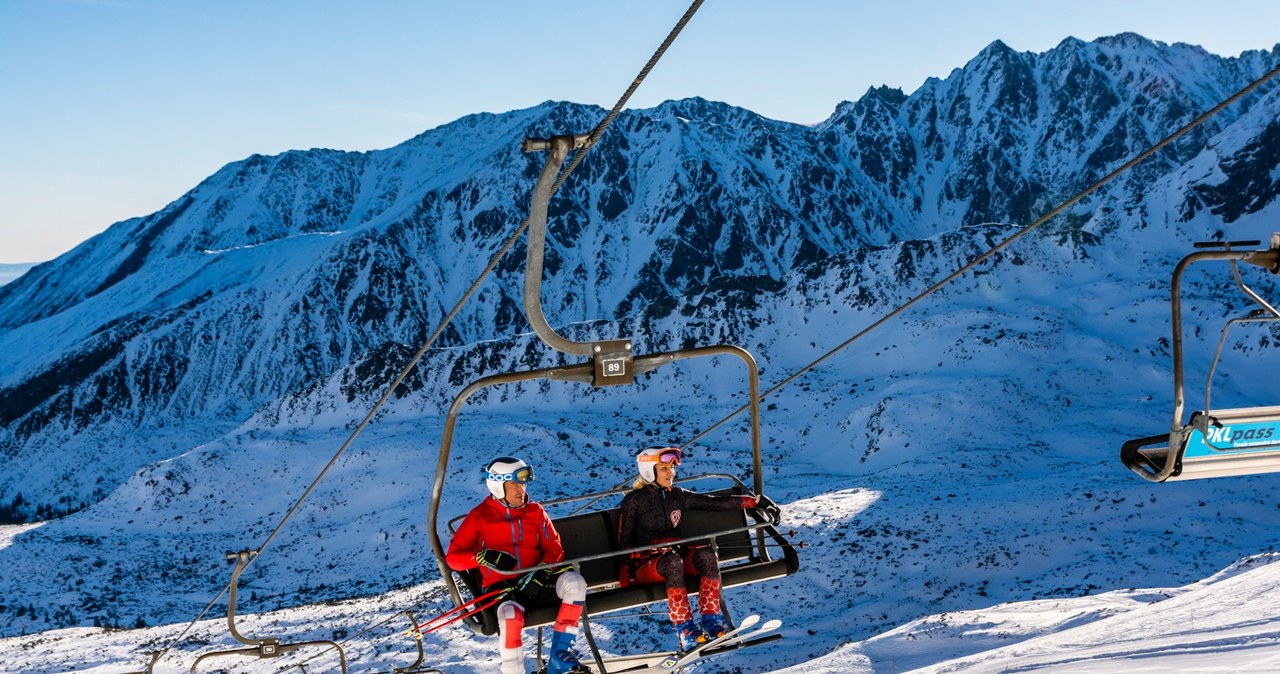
{"left": 425, "top": 135, "right": 799, "bottom": 672}
{"left": 189, "top": 551, "right": 349, "bottom": 674}
{"left": 1122, "top": 235, "right": 1280, "bottom": 482}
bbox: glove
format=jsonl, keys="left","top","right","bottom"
{"left": 747, "top": 496, "right": 781, "bottom": 523}
{"left": 475, "top": 549, "right": 517, "bottom": 571}
{"left": 513, "top": 567, "right": 562, "bottom": 604}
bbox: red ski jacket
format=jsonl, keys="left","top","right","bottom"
{"left": 445, "top": 495, "right": 565, "bottom": 589}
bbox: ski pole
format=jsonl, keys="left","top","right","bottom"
{"left": 410, "top": 591, "right": 511, "bottom": 638}
{"left": 403, "top": 586, "right": 512, "bottom": 638}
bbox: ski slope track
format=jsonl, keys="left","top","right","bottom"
{"left": 1, "top": 33, "right": 1279, "bottom": 673}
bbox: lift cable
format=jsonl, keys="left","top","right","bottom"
{"left": 551, "top": 0, "right": 706, "bottom": 193}
{"left": 146, "top": 0, "right": 707, "bottom": 668}
{"left": 682, "top": 58, "right": 1280, "bottom": 451}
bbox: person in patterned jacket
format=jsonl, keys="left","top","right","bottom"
{"left": 617, "top": 447, "right": 758, "bottom": 650}
{"left": 447, "top": 456, "right": 588, "bottom": 674}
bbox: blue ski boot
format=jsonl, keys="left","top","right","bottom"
{"left": 675, "top": 619, "right": 707, "bottom": 651}
{"left": 701, "top": 613, "right": 728, "bottom": 640}
{"left": 544, "top": 629, "right": 586, "bottom": 674}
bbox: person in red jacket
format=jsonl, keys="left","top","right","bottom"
{"left": 446, "top": 456, "right": 588, "bottom": 674}
{"left": 617, "top": 447, "right": 762, "bottom": 651}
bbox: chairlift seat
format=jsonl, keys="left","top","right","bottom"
{"left": 456, "top": 489, "right": 798, "bottom": 635}
{"left": 1122, "top": 405, "right": 1280, "bottom": 482}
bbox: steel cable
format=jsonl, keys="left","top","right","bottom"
{"left": 147, "top": 0, "right": 707, "bottom": 668}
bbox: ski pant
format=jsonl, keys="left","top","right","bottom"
{"left": 634, "top": 546, "right": 722, "bottom": 624}
{"left": 495, "top": 570, "right": 586, "bottom": 674}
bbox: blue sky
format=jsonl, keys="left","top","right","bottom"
{"left": 1, "top": 0, "right": 1277, "bottom": 264}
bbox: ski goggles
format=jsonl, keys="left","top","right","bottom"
{"left": 640, "top": 448, "right": 682, "bottom": 466}
{"left": 487, "top": 465, "right": 534, "bottom": 484}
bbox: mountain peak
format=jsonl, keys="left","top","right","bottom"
{"left": 1096, "top": 31, "right": 1163, "bottom": 51}
{"left": 978, "top": 38, "right": 1016, "bottom": 56}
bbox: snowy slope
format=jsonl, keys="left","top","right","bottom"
{"left": 774, "top": 553, "right": 1280, "bottom": 674}
{"left": 2, "top": 35, "right": 1277, "bottom": 520}
{"left": 5, "top": 512, "right": 1280, "bottom": 673}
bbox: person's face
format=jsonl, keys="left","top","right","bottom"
{"left": 655, "top": 462, "right": 676, "bottom": 488}
{"left": 504, "top": 480, "right": 528, "bottom": 506}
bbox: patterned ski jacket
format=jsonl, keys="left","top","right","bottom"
{"left": 617, "top": 484, "right": 750, "bottom": 551}
{"left": 445, "top": 495, "right": 565, "bottom": 589}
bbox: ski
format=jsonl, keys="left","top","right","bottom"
{"left": 662, "top": 616, "right": 777, "bottom": 670}
{"left": 587, "top": 615, "right": 781, "bottom": 673}
{"left": 630, "top": 614, "right": 763, "bottom": 673}
{"left": 697, "top": 617, "right": 782, "bottom": 654}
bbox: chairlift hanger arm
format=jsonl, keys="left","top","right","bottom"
{"left": 522, "top": 135, "right": 598, "bottom": 358}
{"left": 522, "top": 134, "right": 642, "bottom": 387}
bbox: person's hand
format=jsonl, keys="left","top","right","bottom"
{"left": 513, "top": 567, "right": 556, "bottom": 603}
{"left": 748, "top": 497, "right": 781, "bottom": 523}
{"left": 475, "top": 549, "right": 517, "bottom": 571}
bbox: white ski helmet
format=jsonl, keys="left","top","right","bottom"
{"left": 484, "top": 456, "right": 534, "bottom": 499}
{"left": 636, "top": 447, "right": 682, "bottom": 482}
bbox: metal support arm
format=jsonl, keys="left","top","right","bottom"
{"left": 189, "top": 550, "right": 349, "bottom": 673}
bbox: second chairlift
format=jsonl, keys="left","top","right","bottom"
{"left": 1122, "top": 235, "right": 1280, "bottom": 482}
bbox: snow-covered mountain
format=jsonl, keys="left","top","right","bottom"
{"left": 1, "top": 33, "right": 1279, "bottom": 673}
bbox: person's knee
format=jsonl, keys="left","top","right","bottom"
{"left": 657, "top": 552, "right": 686, "bottom": 584}
{"left": 556, "top": 569, "right": 586, "bottom": 603}
{"left": 693, "top": 549, "right": 721, "bottom": 577}
{"left": 497, "top": 600, "right": 525, "bottom": 628}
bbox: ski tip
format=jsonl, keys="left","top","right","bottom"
{"left": 739, "top": 614, "right": 761, "bottom": 629}
{"left": 757, "top": 619, "right": 782, "bottom": 632}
